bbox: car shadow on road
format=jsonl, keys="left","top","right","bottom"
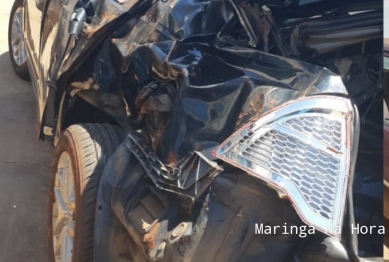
{"left": 0, "top": 51, "right": 50, "bottom": 262}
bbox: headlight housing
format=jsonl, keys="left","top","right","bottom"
{"left": 213, "top": 96, "right": 354, "bottom": 237}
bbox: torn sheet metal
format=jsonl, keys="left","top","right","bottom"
{"left": 86, "top": 0, "right": 380, "bottom": 165}
{"left": 45, "top": 0, "right": 381, "bottom": 166}
{"left": 126, "top": 131, "right": 223, "bottom": 199}
{"left": 94, "top": 139, "right": 351, "bottom": 262}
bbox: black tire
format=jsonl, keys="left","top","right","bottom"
{"left": 48, "top": 124, "right": 122, "bottom": 262}
{"left": 8, "top": 0, "right": 30, "bottom": 81}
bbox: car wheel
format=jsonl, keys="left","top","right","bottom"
{"left": 48, "top": 124, "right": 122, "bottom": 262}
{"left": 8, "top": 0, "right": 30, "bottom": 80}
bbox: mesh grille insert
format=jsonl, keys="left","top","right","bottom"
{"left": 215, "top": 97, "right": 353, "bottom": 236}
{"left": 281, "top": 116, "right": 342, "bottom": 151}
{"left": 242, "top": 129, "right": 340, "bottom": 220}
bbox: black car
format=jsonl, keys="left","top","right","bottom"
{"left": 8, "top": 0, "right": 383, "bottom": 261}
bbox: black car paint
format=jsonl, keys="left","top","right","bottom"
{"left": 22, "top": 0, "right": 382, "bottom": 261}
{"left": 94, "top": 141, "right": 351, "bottom": 261}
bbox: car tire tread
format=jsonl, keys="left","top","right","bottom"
{"left": 48, "top": 123, "right": 122, "bottom": 262}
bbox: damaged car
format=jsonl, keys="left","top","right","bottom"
{"left": 8, "top": 0, "right": 383, "bottom": 261}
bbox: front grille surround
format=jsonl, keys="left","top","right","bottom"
{"left": 214, "top": 96, "right": 354, "bottom": 237}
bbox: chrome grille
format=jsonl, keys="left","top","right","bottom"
{"left": 214, "top": 96, "right": 354, "bottom": 237}
{"left": 243, "top": 129, "right": 340, "bottom": 220}
{"left": 281, "top": 116, "right": 342, "bottom": 151}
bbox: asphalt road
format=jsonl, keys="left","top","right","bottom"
{"left": 0, "top": 0, "right": 50, "bottom": 261}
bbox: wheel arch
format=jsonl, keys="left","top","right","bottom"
{"left": 51, "top": 89, "right": 129, "bottom": 145}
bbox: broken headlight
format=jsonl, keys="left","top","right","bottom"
{"left": 214, "top": 96, "right": 355, "bottom": 237}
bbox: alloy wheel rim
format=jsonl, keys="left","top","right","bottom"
{"left": 10, "top": 6, "right": 27, "bottom": 66}
{"left": 52, "top": 152, "right": 75, "bottom": 262}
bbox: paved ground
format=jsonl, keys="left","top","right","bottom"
{"left": 0, "top": 1, "right": 50, "bottom": 261}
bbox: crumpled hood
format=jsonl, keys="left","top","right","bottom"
{"left": 103, "top": 0, "right": 349, "bottom": 163}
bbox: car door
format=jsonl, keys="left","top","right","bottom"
{"left": 24, "top": 0, "right": 45, "bottom": 120}
{"left": 40, "top": 0, "right": 89, "bottom": 86}
{"left": 32, "top": 0, "right": 140, "bottom": 135}
{"left": 25, "top": 0, "right": 78, "bottom": 133}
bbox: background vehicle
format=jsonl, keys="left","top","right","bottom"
{"left": 384, "top": 39, "right": 389, "bottom": 260}
{"left": 9, "top": 0, "right": 383, "bottom": 261}
{"left": 384, "top": 41, "right": 389, "bottom": 221}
